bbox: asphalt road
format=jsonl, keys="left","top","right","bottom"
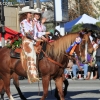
{"left": 3, "top": 79, "right": 100, "bottom": 100}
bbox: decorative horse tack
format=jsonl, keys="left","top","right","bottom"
{"left": 14, "top": 48, "right": 22, "bottom": 53}
{"left": 42, "top": 50, "right": 63, "bottom": 67}
{"left": 66, "top": 36, "right": 82, "bottom": 55}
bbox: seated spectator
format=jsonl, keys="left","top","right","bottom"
{"left": 86, "top": 65, "right": 98, "bottom": 80}
{"left": 64, "top": 58, "right": 73, "bottom": 79}
{"left": 72, "top": 53, "right": 89, "bottom": 80}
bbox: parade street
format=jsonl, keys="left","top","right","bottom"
{"left": 4, "top": 79, "right": 100, "bottom": 100}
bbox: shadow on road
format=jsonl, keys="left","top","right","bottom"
{"left": 12, "top": 89, "right": 56, "bottom": 100}
{"left": 10, "top": 89, "right": 100, "bottom": 100}
{"left": 67, "top": 89, "right": 100, "bottom": 100}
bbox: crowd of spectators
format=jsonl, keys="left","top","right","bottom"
{"left": 64, "top": 30, "right": 100, "bottom": 80}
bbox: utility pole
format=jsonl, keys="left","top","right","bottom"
{"left": 0, "top": 0, "right": 5, "bottom": 47}
{"left": 78, "top": 0, "right": 80, "bottom": 16}
{"left": 36, "top": 0, "right": 41, "bottom": 8}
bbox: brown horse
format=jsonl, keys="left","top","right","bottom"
{"left": 0, "top": 33, "right": 93, "bottom": 100}
{"left": 0, "top": 73, "right": 23, "bottom": 100}
{"left": 38, "top": 33, "right": 93, "bottom": 100}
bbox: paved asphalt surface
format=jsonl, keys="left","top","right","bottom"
{"left": 3, "top": 79, "right": 100, "bottom": 100}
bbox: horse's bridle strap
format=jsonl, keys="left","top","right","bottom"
{"left": 42, "top": 50, "right": 63, "bottom": 67}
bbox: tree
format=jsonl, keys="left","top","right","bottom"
{"left": 68, "top": 0, "right": 96, "bottom": 21}
{"left": 93, "top": 1, "right": 100, "bottom": 19}
{"left": 71, "top": 23, "right": 83, "bottom": 32}
{"left": 96, "top": 22, "right": 100, "bottom": 27}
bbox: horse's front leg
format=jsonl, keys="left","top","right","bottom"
{"left": 2, "top": 74, "right": 14, "bottom": 100}
{"left": 62, "top": 74, "right": 69, "bottom": 97}
{"left": 12, "top": 73, "right": 27, "bottom": 100}
{"left": 55, "top": 77, "right": 65, "bottom": 100}
{"left": 0, "top": 89, "right": 4, "bottom": 100}
{"left": 0, "top": 79, "right": 5, "bottom": 100}
{"left": 40, "top": 76, "right": 50, "bottom": 100}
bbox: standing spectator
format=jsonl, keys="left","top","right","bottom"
{"left": 96, "top": 40, "right": 100, "bottom": 80}
{"left": 92, "top": 38, "right": 98, "bottom": 79}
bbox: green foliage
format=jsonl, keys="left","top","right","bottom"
{"left": 6, "top": 37, "right": 22, "bottom": 49}
{"left": 71, "top": 23, "right": 83, "bottom": 32}
{"left": 96, "top": 22, "right": 100, "bottom": 27}
{"left": 45, "top": 23, "right": 55, "bottom": 32}
{"left": 12, "top": 38, "right": 22, "bottom": 49}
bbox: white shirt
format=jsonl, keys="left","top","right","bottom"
{"left": 42, "top": 24, "right": 46, "bottom": 32}
{"left": 20, "top": 19, "right": 33, "bottom": 36}
{"left": 33, "top": 18, "right": 46, "bottom": 40}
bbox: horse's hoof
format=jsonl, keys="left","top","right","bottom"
{"left": 21, "top": 97, "right": 27, "bottom": 100}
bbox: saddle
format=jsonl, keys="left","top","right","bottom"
{"left": 10, "top": 48, "right": 22, "bottom": 59}
{"left": 39, "top": 42, "right": 47, "bottom": 60}
{"left": 10, "top": 42, "right": 42, "bottom": 59}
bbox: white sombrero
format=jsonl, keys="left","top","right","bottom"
{"left": 34, "top": 8, "right": 42, "bottom": 14}
{"left": 19, "top": 6, "right": 35, "bottom": 14}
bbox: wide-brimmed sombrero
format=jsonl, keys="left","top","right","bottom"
{"left": 19, "top": 6, "right": 35, "bottom": 14}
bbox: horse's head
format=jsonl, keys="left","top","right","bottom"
{"left": 46, "top": 32, "right": 94, "bottom": 63}
{"left": 75, "top": 39, "right": 86, "bottom": 62}
{"left": 75, "top": 34, "right": 93, "bottom": 62}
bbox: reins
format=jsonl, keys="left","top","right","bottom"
{"left": 42, "top": 50, "right": 63, "bottom": 67}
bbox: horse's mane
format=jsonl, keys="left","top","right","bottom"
{"left": 46, "top": 32, "right": 80, "bottom": 59}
